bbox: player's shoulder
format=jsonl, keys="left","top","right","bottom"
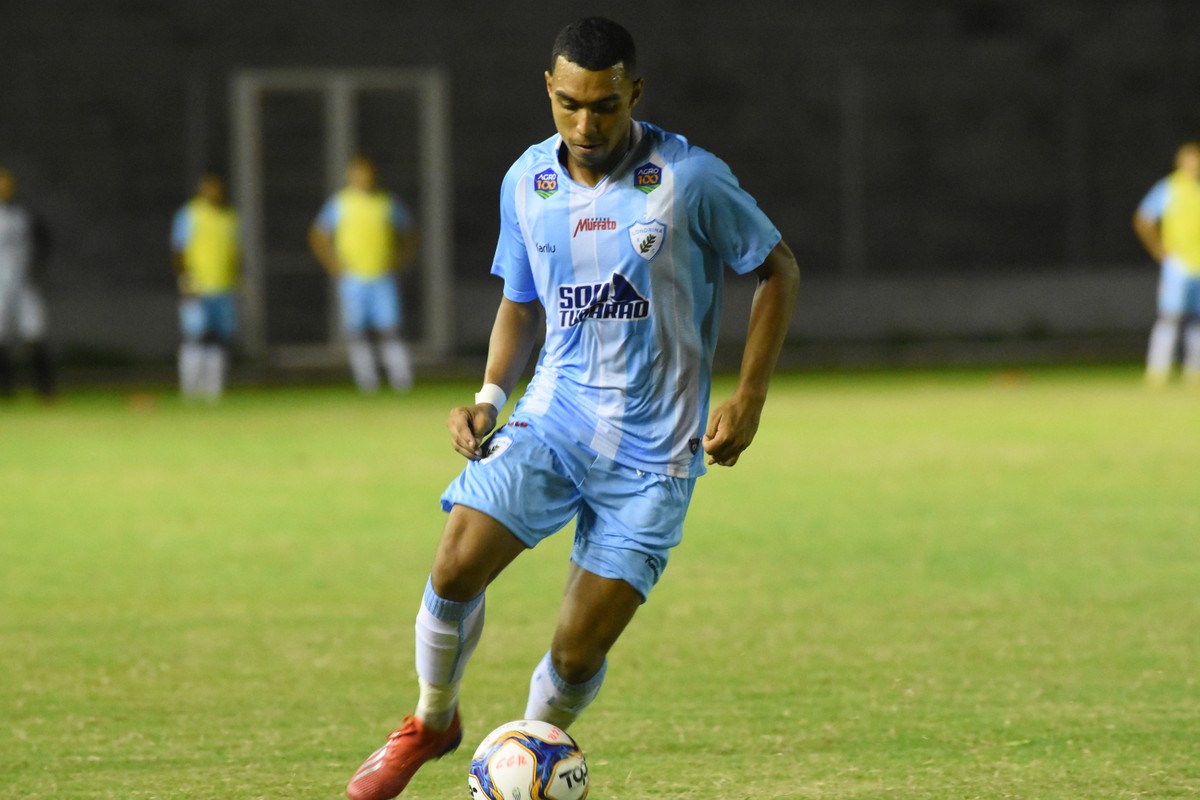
{"left": 638, "top": 122, "right": 731, "bottom": 180}
{"left": 504, "top": 134, "right": 560, "bottom": 180}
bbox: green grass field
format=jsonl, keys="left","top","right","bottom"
{"left": 2, "top": 368, "right": 1198, "bottom": 799}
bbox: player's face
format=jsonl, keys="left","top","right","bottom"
{"left": 545, "top": 57, "right": 643, "bottom": 185}
{"left": 1177, "top": 147, "right": 1200, "bottom": 180}
{"left": 348, "top": 162, "right": 377, "bottom": 191}
{"left": 198, "top": 177, "right": 225, "bottom": 205}
{"left": 0, "top": 170, "right": 14, "bottom": 202}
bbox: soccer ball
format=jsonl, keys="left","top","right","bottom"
{"left": 468, "top": 719, "right": 589, "bottom": 800}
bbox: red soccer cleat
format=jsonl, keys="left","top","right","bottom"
{"left": 346, "top": 713, "right": 463, "bottom": 800}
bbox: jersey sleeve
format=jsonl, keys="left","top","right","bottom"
{"left": 1138, "top": 179, "right": 1170, "bottom": 221}
{"left": 389, "top": 193, "right": 415, "bottom": 233}
{"left": 170, "top": 207, "right": 192, "bottom": 252}
{"left": 691, "top": 152, "right": 782, "bottom": 275}
{"left": 314, "top": 196, "right": 340, "bottom": 232}
{"left": 490, "top": 169, "right": 538, "bottom": 303}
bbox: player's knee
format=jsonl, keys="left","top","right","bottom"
{"left": 549, "top": 644, "right": 603, "bottom": 686}
{"left": 430, "top": 529, "right": 492, "bottom": 601}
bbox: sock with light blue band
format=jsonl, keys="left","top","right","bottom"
{"left": 524, "top": 650, "right": 608, "bottom": 730}
{"left": 415, "top": 577, "right": 485, "bottom": 730}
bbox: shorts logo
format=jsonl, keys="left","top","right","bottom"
{"left": 572, "top": 216, "right": 617, "bottom": 237}
{"left": 480, "top": 435, "right": 512, "bottom": 464}
{"left": 557, "top": 273, "right": 650, "bottom": 327}
{"left": 634, "top": 162, "right": 661, "bottom": 194}
{"left": 629, "top": 219, "right": 667, "bottom": 262}
{"left": 644, "top": 555, "right": 661, "bottom": 582}
{"left": 534, "top": 169, "right": 559, "bottom": 198}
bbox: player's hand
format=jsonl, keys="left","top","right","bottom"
{"left": 447, "top": 403, "right": 500, "bottom": 460}
{"left": 702, "top": 393, "right": 763, "bottom": 467}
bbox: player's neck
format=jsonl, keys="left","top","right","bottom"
{"left": 562, "top": 125, "right": 635, "bottom": 187}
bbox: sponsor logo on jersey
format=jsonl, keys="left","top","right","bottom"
{"left": 634, "top": 162, "right": 662, "bottom": 194}
{"left": 572, "top": 216, "right": 617, "bottom": 238}
{"left": 534, "top": 168, "right": 559, "bottom": 198}
{"left": 629, "top": 219, "right": 667, "bottom": 261}
{"left": 557, "top": 273, "right": 650, "bottom": 327}
{"left": 536, "top": 242, "right": 556, "bottom": 253}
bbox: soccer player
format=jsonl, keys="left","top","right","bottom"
{"left": 170, "top": 173, "right": 240, "bottom": 400}
{"left": 1133, "top": 141, "right": 1200, "bottom": 386}
{"left": 0, "top": 166, "right": 55, "bottom": 400}
{"left": 309, "top": 155, "right": 419, "bottom": 393}
{"left": 345, "top": 17, "right": 800, "bottom": 800}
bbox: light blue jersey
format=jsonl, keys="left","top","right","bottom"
{"left": 493, "top": 122, "right": 781, "bottom": 478}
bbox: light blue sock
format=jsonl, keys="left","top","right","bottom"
{"left": 524, "top": 650, "right": 607, "bottom": 730}
{"left": 414, "top": 577, "right": 484, "bottom": 729}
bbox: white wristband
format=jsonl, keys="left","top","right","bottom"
{"left": 474, "top": 383, "right": 507, "bottom": 411}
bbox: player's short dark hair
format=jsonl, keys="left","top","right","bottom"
{"left": 550, "top": 17, "right": 637, "bottom": 77}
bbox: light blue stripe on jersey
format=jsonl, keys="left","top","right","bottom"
{"left": 170, "top": 207, "right": 193, "bottom": 251}
{"left": 492, "top": 121, "right": 781, "bottom": 478}
{"left": 1139, "top": 178, "right": 1169, "bottom": 221}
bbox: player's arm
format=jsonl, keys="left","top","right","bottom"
{"left": 703, "top": 240, "right": 800, "bottom": 467}
{"left": 447, "top": 297, "right": 544, "bottom": 460}
{"left": 169, "top": 210, "right": 192, "bottom": 295}
{"left": 1132, "top": 212, "right": 1166, "bottom": 263}
{"left": 308, "top": 224, "right": 341, "bottom": 276}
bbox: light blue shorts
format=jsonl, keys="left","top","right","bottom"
{"left": 180, "top": 293, "right": 236, "bottom": 342}
{"left": 339, "top": 274, "right": 401, "bottom": 333}
{"left": 1158, "top": 258, "right": 1200, "bottom": 317}
{"left": 440, "top": 421, "right": 696, "bottom": 600}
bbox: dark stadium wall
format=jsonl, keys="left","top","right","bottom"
{"left": 1, "top": 0, "right": 1197, "bottom": 366}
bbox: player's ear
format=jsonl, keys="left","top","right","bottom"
{"left": 544, "top": 70, "right": 555, "bottom": 99}
{"left": 629, "top": 78, "right": 644, "bottom": 110}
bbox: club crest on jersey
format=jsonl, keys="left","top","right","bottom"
{"left": 629, "top": 219, "right": 667, "bottom": 262}
{"left": 534, "top": 168, "right": 559, "bottom": 198}
{"left": 557, "top": 273, "right": 650, "bottom": 327}
{"left": 634, "top": 162, "right": 662, "bottom": 194}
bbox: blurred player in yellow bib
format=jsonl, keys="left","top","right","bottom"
{"left": 309, "top": 155, "right": 419, "bottom": 392}
{"left": 171, "top": 173, "right": 240, "bottom": 400}
{"left": 1134, "top": 142, "right": 1200, "bottom": 386}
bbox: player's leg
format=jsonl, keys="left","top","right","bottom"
{"left": 200, "top": 294, "right": 236, "bottom": 399}
{"left": 17, "top": 285, "right": 54, "bottom": 399}
{"left": 178, "top": 297, "right": 207, "bottom": 398}
{"left": 348, "top": 424, "right": 580, "bottom": 800}
{"left": 370, "top": 277, "right": 413, "bottom": 392}
{"left": 0, "top": 280, "right": 19, "bottom": 397}
{"left": 1181, "top": 278, "right": 1200, "bottom": 385}
{"left": 525, "top": 565, "right": 641, "bottom": 729}
{"left": 339, "top": 275, "right": 380, "bottom": 392}
{"left": 1147, "top": 260, "right": 1186, "bottom": 385}
{"left": 414, "top": 506, "right": 528, "bottom": 729}
{"left": 525, "top": 460, "right": 694, "bottom": 729}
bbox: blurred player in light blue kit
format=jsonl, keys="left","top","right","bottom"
{"left": 0, "top": 166, "right": 56, "bottom": 400}
{"left": 309, "top": 155, "right": 419, "bottom": 393}
{"left": 1133, "top": 141, "right": 1200, "bottom": 386}
{"left": 171, "top": 173, "right": 240, "bottom": 400}
{"left": 346, "top": 18, "right": 800, "bottom": 800}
